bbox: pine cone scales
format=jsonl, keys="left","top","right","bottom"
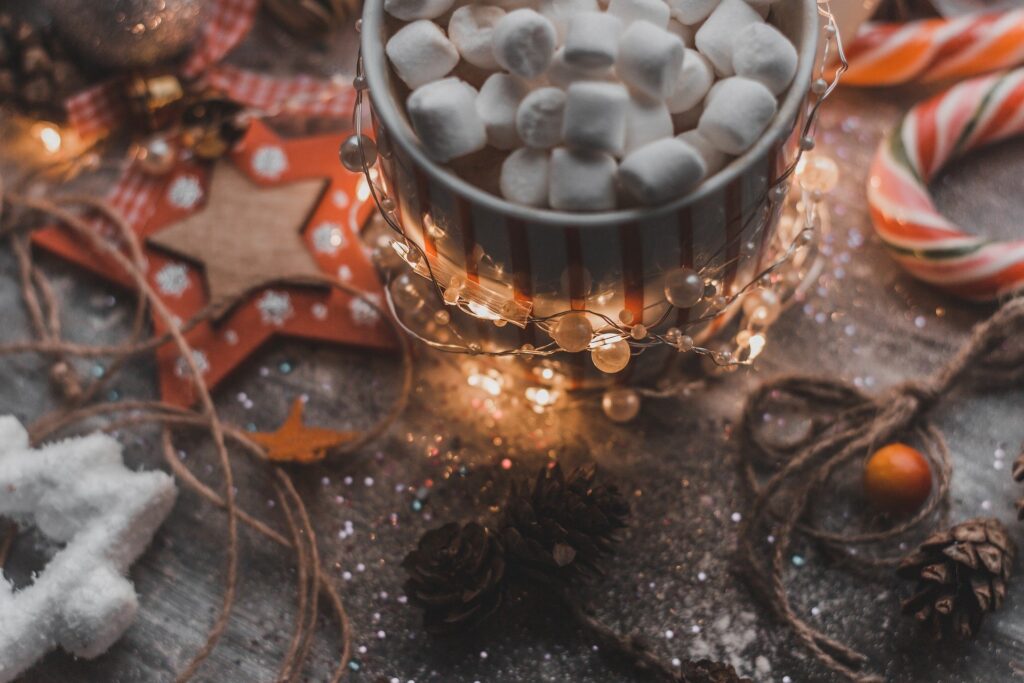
{"left": 402, "top": 522, "right": 505, "bottom": 635}
{"left": 501, "top": 464, "right": 629, "bottom": 584}
{"left": 0, "top": 14, "right": 81, "bottom": 114}
{"left": 681, "top": 658, "right": 753, "bottom": 683}
{"left": 897, "top": 518, "right": 1014, "bottom": 640}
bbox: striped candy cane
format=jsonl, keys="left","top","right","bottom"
{"left": 842, "top": 9, "right": 1024, "bottom": 86}
{"left": 868, "top": 67, "right": 1024, "bottom": 301}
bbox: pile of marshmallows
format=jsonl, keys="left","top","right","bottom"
{"left": 384, "top": 0, "right": 798, "bottom": 211}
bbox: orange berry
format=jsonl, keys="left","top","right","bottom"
{"left": 863, "top": 443, "right": 932, "bottom": 516}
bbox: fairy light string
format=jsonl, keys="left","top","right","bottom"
{"left": 345, "top": 1, "right": 848, "bottom": 375}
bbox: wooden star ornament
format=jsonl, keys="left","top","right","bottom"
{"left": 250, "top": 399, "right": 357, "bottom": 463}
{"left": 34, "top": 120, "right": 395, "bottom": 406}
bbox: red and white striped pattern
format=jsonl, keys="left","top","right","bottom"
{"left": 374, "top": 108, "right": 795, "bottom": 387}
{"left": 182, "top": 0, "right": 259, "bottom": 79}
{"left": 842, "top": 9, "right": 1024, "bottom": 87}
{"left": 66, "top": 81, "right": 128, "bottom": 142}
{"left": 206, "top": 65, "right": 357, "bottom": 119}
{"left": 868, "top": 67, "right": 1024, "bottom": 300}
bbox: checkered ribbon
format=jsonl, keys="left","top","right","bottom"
{"left": 66, "top": 0, "right": 355, "bottom": 140}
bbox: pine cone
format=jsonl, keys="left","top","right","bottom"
{"left": 1012, "top": 441, "right": 1024, "bottom": 520}
{"left": 402, "top": 522, "right": 505, "bottom": 635}
{"left": 897, "top": 517, "right": 1015, "bottom": 640}
{"left": 501, "top": 464, "right": 629, "bottom": 585}
{"left": 680, "top": 659, "right": 753, "bottom": 683}
{"left": 262, "top": 0, "right": 359, "bottom": 39}
{"left": 0, "top": 14, "right": 82, "bottom": 114}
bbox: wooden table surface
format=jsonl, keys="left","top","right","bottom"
{"left": 2, "top": 12, "right": 1024, "bottom": 683}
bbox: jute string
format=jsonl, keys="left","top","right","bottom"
{"left": 737, "top": 297, "right": 1024, "bottom": 682}
{"left": 0, "top": 173, "right": 413, "bottom": 682}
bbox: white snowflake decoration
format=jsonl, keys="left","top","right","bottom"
{"left": 337, "top": 265, "right": 353, "bottom": 281}
{"left": 349, "top": 293, "right": 382, "bottom": 327}
{"left": 331, "top": 190, "right": 350, "bottom": 208}
{"left": 154, "top": 263, "right": 190, "bottom": 297}
{"left": 174, "top": 349, "right": 210, "bottom": 379}
{"left": 257, "top": 290, "right": 294, "bottom": 326}
{"left": 251, "top": 145, "right": 288, "bottom": 179}
{"left": 0, "top": 416, "right": 176, "bottom": 682}
{"left": 166, "top": 175, "right": 203, "bottom": 209}
{"left": 311, "top": 221, "right": 347, "bottom": 255}
{"left": 311, "top": 303, "right": 328, "bottom": 320}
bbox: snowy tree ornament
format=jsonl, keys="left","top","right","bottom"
{"left": 0, "top": 416, "right": 177, "bottom": 682}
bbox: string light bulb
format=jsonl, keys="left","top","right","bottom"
{"left": 601, "top": 387, "right": 640, "bottom": 423}
{"left": 550, "top": 312, "right": 593, "bottom": 353}
{"left": 590, "top": 334, "right": 631, "bottom": 374}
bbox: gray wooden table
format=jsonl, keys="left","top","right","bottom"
{"left": 3, "top": 16, "right": 1024, "bottom": 683}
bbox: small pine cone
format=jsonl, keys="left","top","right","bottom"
{"left": 501, "top": 464, "right": 629, "bottom": 585}
{"left": 0, "top": 14, "right": 82, "bottom": 114}
{"left": 897, "top": 517, "right": 1015, "bottom": 640}
{"left": 402, "top": 522, "right": 505, "bottom": 635}
{"left": 680, "top": 659, "right": 753, "bottom": 683}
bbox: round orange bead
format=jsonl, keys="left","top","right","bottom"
{"left": 863, "top": 443, "right": 933, "bottom": 516}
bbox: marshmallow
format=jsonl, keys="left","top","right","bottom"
{"left": 616, "top": 21, "right": 685, "bottom": 100}
{"left": 562, "top": 81, "right": 629, "bottom": 155}
{"left": 549, "top": 148, "right": 618, "bottom": 210}
{"left": 448, "top": 5, "right": 507, "bottom": 70}
{"left": 677, "top": 128, "right": 730, "bottom": 175}
{"left": 501, "top": 148, "right": 551, "bottom": 206}
{"left": 666, "top": 48, "right": 713, "bottom": 113}
{"left": 386, "top": 20, "right": 460, "bottom": 89}
{"left": 667, "top": 0, "right": 719, "bottom": 24}
{"left": 546, "top": 46, "right": 614, "bottom": 88}
{"left": 385, "top": 0, "right": 457, "bottom": 21}
{"left": 540, "top": 0, "right": 600, "bottom": 39}
{"left": 408, "top": 78, "right": 488, "bottom": 161}
{"left": 607, "top": 0, "right": 670, "bottom": 28}
{"left": 619, "top": 138, "right": 706, "bottom": 204}
{"left": 666, "top": 19, "right": 695, "bottom": 48}
{"left": 695, "top": 0, "right": 763, "bottom": 76}
{"left": 732, "top": 22, "right": 797, "bottom": 95}
{"left": 477, "top": 73, "right": 530, "bottom": 149}
{"left": 698, "top": 76, "right": 776, "bottom": 155}
{"left": 564, "top": 12, "right": 623, "bottom": 69}
{"left": 492, "top": 9, "right": 558, "bottom": 78}
{"left": 516, "top": 87, "right": 567, "bottom": 148}
{"left": 624, "top": 94, "right": 672, "bottom": 155}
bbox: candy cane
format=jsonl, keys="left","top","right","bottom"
{"left": 868, "top": 67, "right": 1024, "bottom": 301}
{"left": 842, "top": 9, "right": 1024, "bottom": 86}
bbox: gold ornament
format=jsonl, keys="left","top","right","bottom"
{"left": 550, "top": 312, "right": 593, "bottom": 353}
{"left": 591, "top": 335, "right": 631, "bottom": 374}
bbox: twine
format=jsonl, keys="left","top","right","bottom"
{"left": 737, "top": 298, "right": 1024, "bottom": 682}
{"left": 0, "top": 172, "right": 414, "bottom": 681}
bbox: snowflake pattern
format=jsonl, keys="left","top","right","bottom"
{"left": 251, "top": 145, "right": 288, "bottom": 179}
{"left": 337, "top": 265, "right": 353, "bottom": 281}
{"left": 349, "top": 293, "right": 382, "bottom": 327}
{"left": 167, "top": 175, "right": 203, "bottom": 209}
{"left": 257, "top": 290, "right": 294, "bottom": 326}
{"left": 154, "top": 263, "right": 190, "bottom": 297}
{"left": 331, "top": 190, "right": 350, "bottom": 208}
{"left": 311, "top": 221, "right": 347, "bottom": 255}
{"left": 311, "top": 303, "right": 328, "bottom": 320}
{"left": 174, "top": 350, "right": 210, "bottom": 378}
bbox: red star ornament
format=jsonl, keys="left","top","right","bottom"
{"left": 34, "top": 120, "right": 395, "bottom": 406}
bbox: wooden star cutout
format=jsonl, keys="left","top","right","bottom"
{"left": 33, "top": 120, "right": 395, "bottom": 407}
{"left": 249, "top": 399, "right": 357, "bottom": 463}
{"left": 147, "top": 163, "right": 327, "bottom": 314}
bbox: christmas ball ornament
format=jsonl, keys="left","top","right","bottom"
{"left": 663, "top": 266, "right": 704, "bottom": 308}
{"left": 601, "top": 387, "right": 640, "bottom": 423}
{"left": 864, "top": 443, "right": 933, "bottom": 516}
{"left": 591, "top": 335, "right": 631, "bottom": 374}
{"left": 44, "top": 0, "right": 207, "bottom": 69}
{"left": 133, "top": 135, "right": 178, "bottom": 176}
{"left": 550, "top": 312, "right": 592, "bottom": 353}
